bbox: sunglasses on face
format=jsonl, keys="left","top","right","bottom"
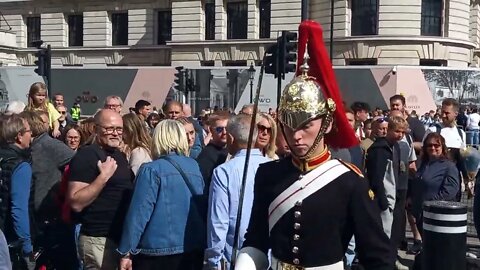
{"left": 214, "top": 126, "right": 226, "bottom": 133}
{"left": 257, "top": 124, "right": 272, "bottom": 133}
{"left": 59, "top": 111, "right": 66, "bottom": 115}
{"left": 426, "top": 143, "right": 441, "bottom": 149}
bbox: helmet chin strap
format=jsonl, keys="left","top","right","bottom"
{"left": 280, "top": 112, "right": 333, "bottom": 160}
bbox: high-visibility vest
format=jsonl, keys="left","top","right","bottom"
{"left": 71, "top": 107, "right": 81, "bottom": 121}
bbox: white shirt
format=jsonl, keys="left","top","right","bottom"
{"left": 129, "top": 147, "right": 152, "bottom": 176}
{"left": 467, "top": 113, "right": 480, "bottom": 130}
{"left": 424, "top": 125, "right": 466, "bottom": 150}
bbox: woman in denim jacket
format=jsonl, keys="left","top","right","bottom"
{"left": 118, "top": 119, "right": 206, "bottom": 270}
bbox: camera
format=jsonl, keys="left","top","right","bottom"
{"left": 392, "top": 66, "right": 397, "bottom": 75}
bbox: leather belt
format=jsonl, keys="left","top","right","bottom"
{"left": 271, "top": 257, "right": 343, "bottom": 270}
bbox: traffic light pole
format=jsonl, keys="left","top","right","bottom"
{"left": 46, "top": 44, "right": 52, "bottom": 99}
{"left": 301, "top": 0, "right": 308, "bottom": 21}
{"left": 276, "top": 36, "right": 282, "bottom": 105}
{"left": 329, "top": 0, "right": 334, "bottom": 59}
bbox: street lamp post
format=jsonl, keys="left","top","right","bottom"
{"left": 248, "top": 63, "right": 256, "bottom": 104}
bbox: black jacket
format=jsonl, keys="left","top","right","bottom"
{"left": 196, "top": 143, "right": 227, "bottom": 192}
{"left": 0, "top": 144, "right": 34, "bottom": 243}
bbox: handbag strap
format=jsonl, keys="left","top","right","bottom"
{"left": 159, "top": 155, "right": 198, "bottom": 196}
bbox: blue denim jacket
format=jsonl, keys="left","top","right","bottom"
{"left": 117, "top": 153, "right": 206, "bottom": 256}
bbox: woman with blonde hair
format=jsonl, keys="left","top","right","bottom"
{"left": 118, "top": 120, "right": 206, "bottom": 270}
{"left": 25, "top": 82, "right": 61, "bottom": 138}
{"left": 122, "top": 113, "right": 152, "bottom": 175}
{"left": 256, "top": 112, "right": 278, "bottom": 159}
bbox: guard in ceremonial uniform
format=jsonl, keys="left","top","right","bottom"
{"left": 235, "top": 20, "right": 395, "bottom": 270}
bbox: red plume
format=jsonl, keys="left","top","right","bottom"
{"left": 297, "top": 20, "right": 358, "bottom": 149}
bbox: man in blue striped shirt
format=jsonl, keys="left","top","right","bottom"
{"left": 204, "top": 114, "right": 272, "bottom": 269}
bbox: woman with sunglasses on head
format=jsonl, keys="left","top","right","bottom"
{"left": 411, "top": 132, "right": 460, "bottom": 233}
{"left": 255, "top": 113, "right": 278, "bottom": 160}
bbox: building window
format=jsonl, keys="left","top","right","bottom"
{"left": 346, "top": 59, "right": 377, "bottom": 65}
{"left": 259, "top": 0, "right": 271, "bottom": 38}
{"left": 111, "top": 12, "right": 128, "bottom": 46}
{"left": 420, "top": 59, "right": 446, "bottom": 66}
{"left": 421, "top": 0, "right": 442, "bottom": 36}
{"left": 68, "top": 14, "right": 83, "bottom": 46}
{"left": 157, "top": 10, "right": 172, "bottom": 45}
{"left": 26, "top": 16, "right": 41, "bottom": 47}
{"left": 227, "top": 1, "right": 247, "bottom": 39}
{"left": 202, "top": 60, "right": 215, "bottom": 66}
{"left": 351, "top": 0, "right": 378, "bottom": 36}
{"left": 205, "top": 1, "right": 215, "bottom": 40}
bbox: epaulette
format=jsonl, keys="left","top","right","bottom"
{"left": 337, "top": 159, "right": 364, "bottom": 178}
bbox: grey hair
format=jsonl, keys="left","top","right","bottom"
{"left": 5, "top": 101, "right": 26, "bottom": 115}
{"left": 104, "top": 95, "right": 124, "bottom": 107}
{"left": 226, "top": 114, "right": 258, "bottom": 145}
{"left": 2, "top": 114, "right": 27, "bottom": 144}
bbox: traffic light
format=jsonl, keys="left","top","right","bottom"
{"left": 186, "top": 78, "right": 194, "bottom": 92}
{"left": 264, "top": 31, "right": 297, "bottom": 79}
{"left": 279, "top": 31, "right": 297, "bottom": 79}
{"left": 34, "top": 49, "right": 46, "bottom": 76}
{"left": 264, "top": 43, "right": 279, "bottom": 77}
{"left": 174, "top": 66, "right": 185, "bottom": 92}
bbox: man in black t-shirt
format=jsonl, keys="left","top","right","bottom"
{"left": 67, "top": 109, "right": 133, "bottom": 270}
{"left": 390, "top": 94, "right": 425, "bottom": 153}
{"left": 196, "top": 111, "right": 230, "bottom": 192}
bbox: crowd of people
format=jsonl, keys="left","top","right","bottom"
{"left": 0, "top": 78, "right": 476, "bottom": 270}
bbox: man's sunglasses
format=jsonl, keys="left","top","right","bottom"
{"left": 214, "top": 126, "right": 226, "bottom": 133}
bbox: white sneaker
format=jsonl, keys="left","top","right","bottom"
{"left": 395, "top": 260, "right": 409, "bottom": 270}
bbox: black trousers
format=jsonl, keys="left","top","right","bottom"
{"left": 391, "top": 189, "right": 407, "bottom": 250}
{"left": 133, "top": 251, "right": 204, "bottom": 270}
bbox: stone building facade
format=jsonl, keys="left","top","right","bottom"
{"left": 0, "top": 0, "right": 479, "bottom": 68}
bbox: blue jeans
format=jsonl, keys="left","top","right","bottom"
{"left": 474, "top": 175, "right": 480, "bottom": 241}
{"left": 467, "top": 130, "right": 479, "bottom": 146}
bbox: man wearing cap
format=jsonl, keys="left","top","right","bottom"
{"left": 235, "top": 20, "right": 394, "bottom": 270}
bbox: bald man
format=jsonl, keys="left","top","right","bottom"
{"left": 240, "top": 104, "right": 254, "bottom": 115}
{"left": 164, "top": 101, "right": 184, "bottom": 120}
{"left": 67, "top": 109, "right": 134, "bottom": 270}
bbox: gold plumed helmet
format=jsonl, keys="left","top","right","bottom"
{"left": 278, "top": 53, "right": 336, "bottom": 131}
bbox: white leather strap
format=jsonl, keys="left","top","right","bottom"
{"left": 268, "top": 159, "right": 349, "bottom": 233}
{"left": 271, "top": 256, "right": 343, "bottom": 270}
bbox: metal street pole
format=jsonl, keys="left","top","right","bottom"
{"left": 301, "top": 0, "right": 308, "bottom": 21}
{"left": 329, "top": 0, "right": 334, "bottom": 59}
{"left": 249, "top": 79, "right": 254, "bottom": 103}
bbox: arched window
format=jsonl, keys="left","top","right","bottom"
{"left": 421, "top": 0, "right": 442, "bottom": 36}
{"left": 351, "top": 0, "right": 378, "bottom": 36}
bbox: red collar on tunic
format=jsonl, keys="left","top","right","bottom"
{"left": 292, "top": 148, "right": 331, "bottom": 172}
